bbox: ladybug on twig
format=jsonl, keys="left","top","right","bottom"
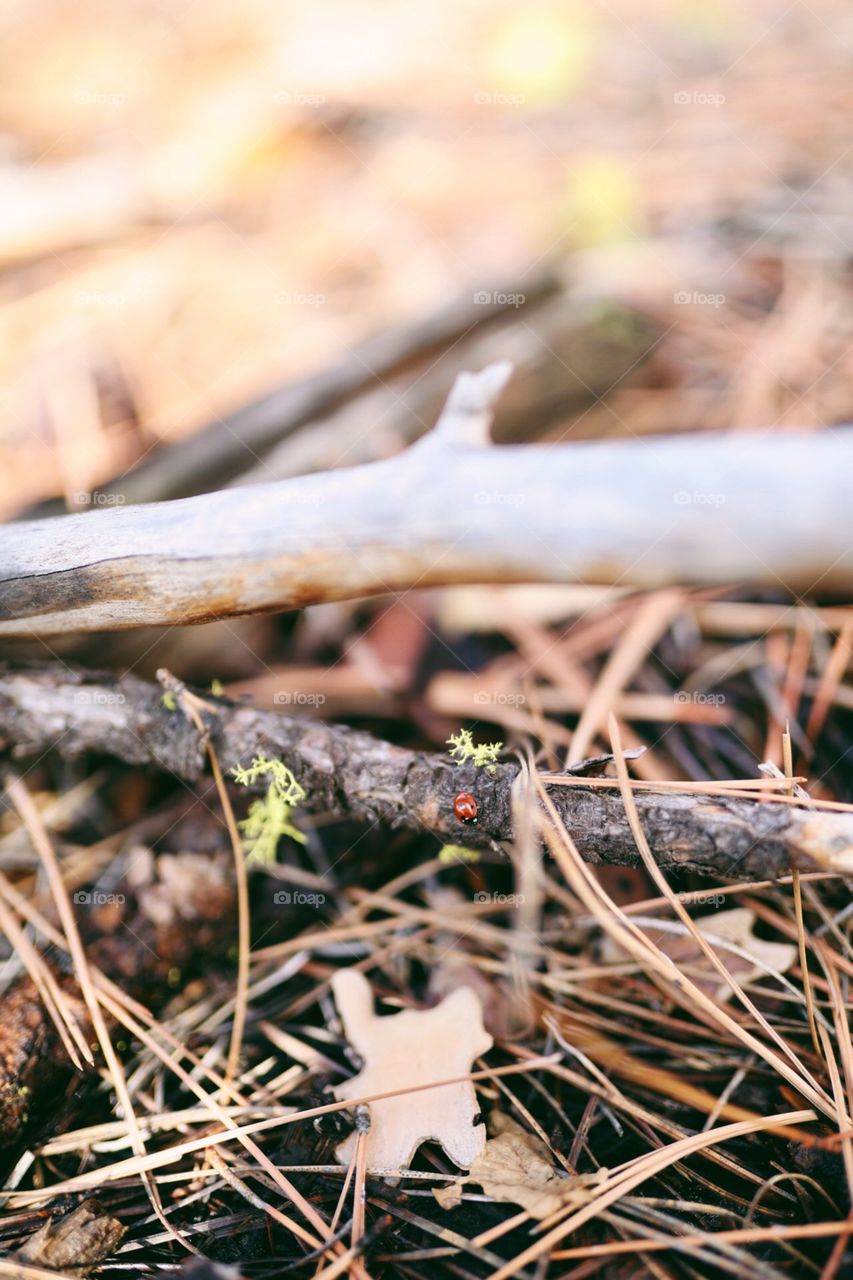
{"left": 453, "top": 791, "right": 478, "bottom": 824}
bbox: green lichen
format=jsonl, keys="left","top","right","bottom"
{"left": 232, "top": 755, "right": 307, "bottom": 865}
{"left": 438, "top": 843, "right": 481, "bottom": 864}
{"left": 160, "top": 690, "right": 177, "bottom": 711}
{"left": 447, "top": 728, "right": 503, "bottom": 773}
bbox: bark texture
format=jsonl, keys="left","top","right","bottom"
{"left": 1, "top": 664, "right": 851, "bottom": 882}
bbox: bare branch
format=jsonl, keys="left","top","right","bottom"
{"left": 1, "top": 665, "right": 851, "bottom": 881}
{"left": 2, "top": 364, "right": 852, "bottom": 637}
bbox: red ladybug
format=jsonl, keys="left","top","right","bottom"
{"left": 453, "top": 791, "right": 478, "bottom": 824}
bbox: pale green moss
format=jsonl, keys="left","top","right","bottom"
{"left": 232, "top": 756, "right": 307, "bottom": 865}
{"left": 447, "top": 728, "right": 503, "bottom": 773}
{"left": 438, "top": 843, "right": 481, "bottom": 864}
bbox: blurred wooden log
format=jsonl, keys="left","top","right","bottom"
{"left": 0, "top": 157, "right": 146, "bottom": 267}
{"left": 92, "top": 272, "right": 563, "bottom": 505}
{"left": 1, "top": 364, "right": 852, "bottom": 639}
{"left": 232, "top": 294, "right": 659, "bottom": 486}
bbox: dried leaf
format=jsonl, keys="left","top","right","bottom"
{"left": 693, "top": 907, "right": 797, "bottom": 1000}
{"left": 602, "top": 906, "right": 797, "bottom": 1001}
{"left": 428, "top": 952, "right": 529, "bottom": 1042}
{"left": 435, "top": 1113, "right": 609, "bottom": 1219}
{"left": 128, "top": 848, "right": 232, "bottom": 928}
{"left": 332, "top": 968, "right": 492, "bottom": 1171}
{"left": 18, "top": 1199, "right": 126, "bottom": 1276}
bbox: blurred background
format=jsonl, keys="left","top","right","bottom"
{"left": 4, "top": 0, "right": 853, "bottom": 511}
{"left": 3, "top": 0, "right": 853, "bottom": 705}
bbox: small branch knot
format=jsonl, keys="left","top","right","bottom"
{"left": 422, "top": 361, "right": 514, "bottom": 448}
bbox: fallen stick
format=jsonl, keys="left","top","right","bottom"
{"left": 2, "top": 364, "right": 852, "bottom": 637}
{"left": 1, "top": 665, "right": 851, "bottom": 881}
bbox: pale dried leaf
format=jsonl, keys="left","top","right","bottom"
{"left": 602, "top": 906, "right": 797, "bottom": 1001}
{"left": 332, "top": 968, "right": 492, "bottom": 1171}
{"left": 133, "top": 849, "right": 232, "bottom": 928}
{"left": 435, "top": 1113, "right": 609, "bottom": 1219}
{"left": 18, "top": 1199, "right": 126, "bottom": 1276}
{"left": 694, "top": 907, "right": 797, "bottom": 1000}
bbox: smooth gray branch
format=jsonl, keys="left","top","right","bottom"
{"left": 1, "top": 365, "right": 852, "bottom": 637}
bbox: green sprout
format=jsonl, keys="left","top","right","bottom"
{"left": 446, "top": 728, "right": 503, "bottom": 773}
{"left": 232, "top": 756, "right": 307, "bottom": 865}
{"left": 160, "top": 690, "right": 177, "bottom": 711}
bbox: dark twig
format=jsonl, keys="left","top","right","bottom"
{"left": 1, "top": 664, "right": 851, "bottom": 881}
